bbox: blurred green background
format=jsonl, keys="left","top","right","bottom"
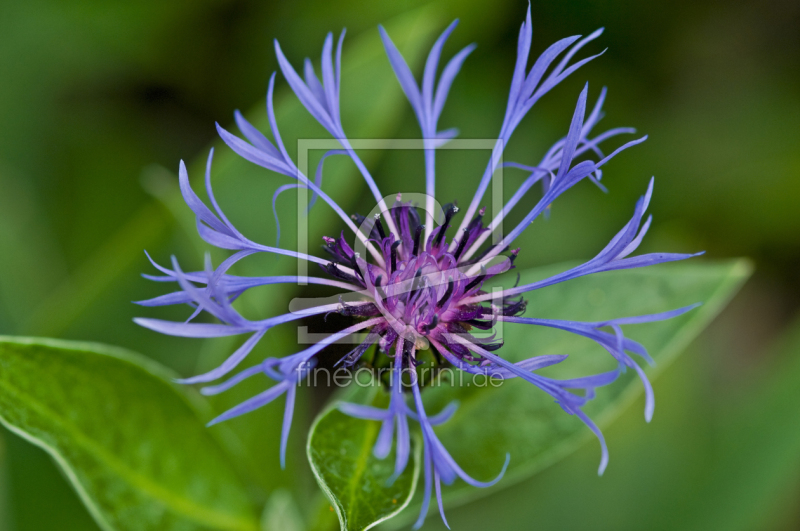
{"left": 1, "top": 0, "right": 799, "bottom": 529}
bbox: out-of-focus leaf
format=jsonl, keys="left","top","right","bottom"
{"left": 21, "top": 202, "right": 170, "bottom": 337}
{"left": 261, "top": 489, "right": 305, "bottom": 531}
{"left": 0, "top": 337, "right": 259, "bottom": 531}
{"left": 385, "top": 259, "right": 750, "bottom": 528}
{"left": 0, "top": 431, "right": 8, "bottom": 530}
{"left": 0, "top": 169, "right": 69, "bottom": 332}
{"left": 308, "top": 387, "right": 421, "bottom": 531}
{"left": 681, "top": 316, "right": 800, "bottom": 530}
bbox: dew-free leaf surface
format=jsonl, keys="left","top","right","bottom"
{"left": 0, "top": 337, "right": 259, "bottom": 531}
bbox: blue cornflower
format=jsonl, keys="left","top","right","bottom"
{"left": 136, "top": 7, "right": 701, "bottom": 528}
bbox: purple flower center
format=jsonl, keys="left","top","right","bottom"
{"left": 323, "top": 199, "right": 524, "bottom": 368}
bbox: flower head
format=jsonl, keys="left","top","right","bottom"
{"left": 136, "top": 7, "right": 701, "bottom": 528}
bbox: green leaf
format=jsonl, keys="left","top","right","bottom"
{"left": 384, "top": 259, "right": 750, "bottom": 528}
{"left": 0, "top": 430, "right": 9, "bottom": 530}
{"left": 0, "top": 337, "right": 260, "bottom": 531}
{"left": 308, "top": 387, "right": 421, "bottom": 531}
{"left": 260, "top": 489, "right": 305, "bottom": 531}
{"left": 680, "top": 315, "right": 800, "bottom": 530}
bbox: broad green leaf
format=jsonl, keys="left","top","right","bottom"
{"left": 308, "top": 387, "right": 421, "bottom": 531}
{"left": 0, "top": 337, "right": 260, "bottom": 531}
{"left": 383, "top": 259, "right": 750, "bottom": 528}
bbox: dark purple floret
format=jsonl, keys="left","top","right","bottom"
{"left": 316, "top": 196, "right": 519, "bottom": 373}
